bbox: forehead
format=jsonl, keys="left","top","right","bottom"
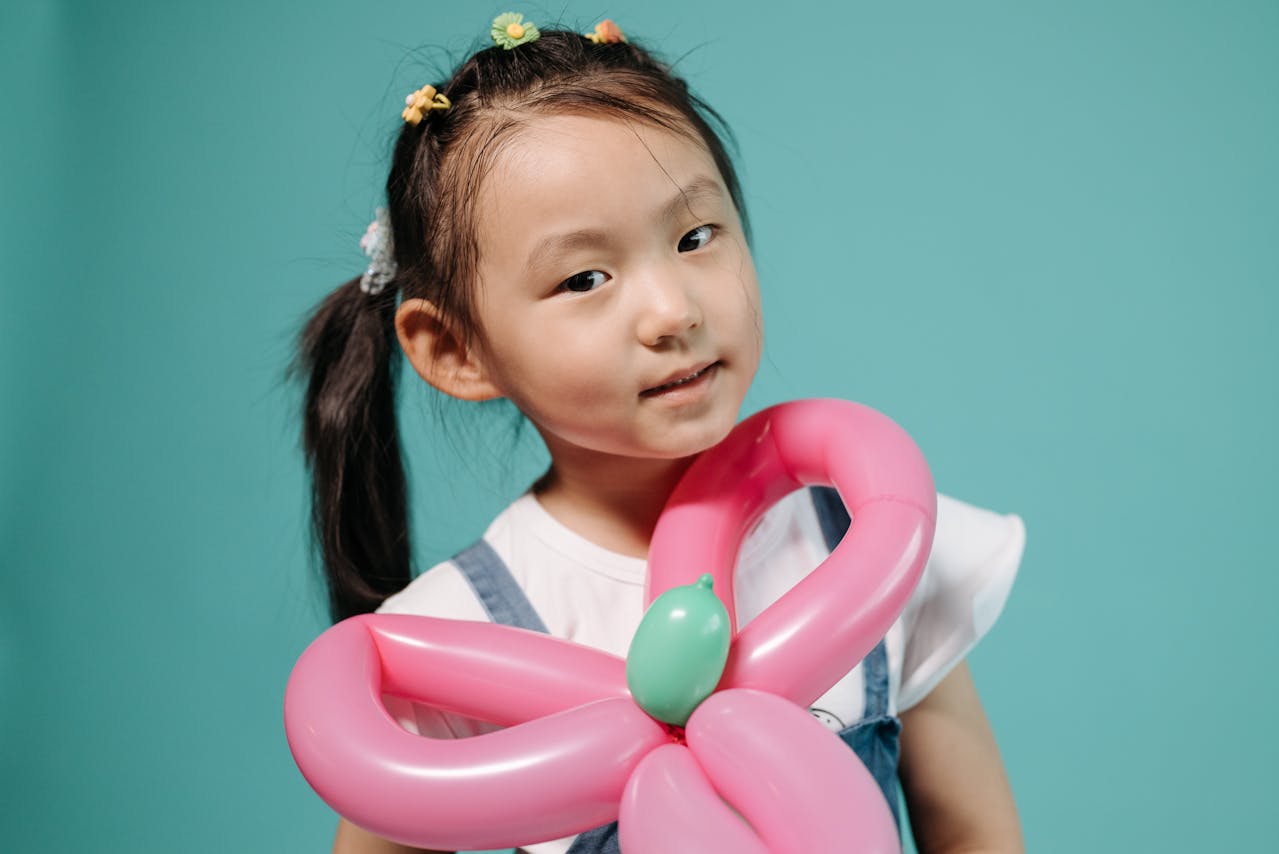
{"left": 476, "top": 113, "right": 725, "bottom": 244}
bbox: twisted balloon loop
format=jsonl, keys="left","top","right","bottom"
{"left": 285, "top": 398, "right": 936, "bottom": 852}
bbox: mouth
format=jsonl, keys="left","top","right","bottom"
{"left": 641, "top": 361, "right": 720, "bottom": 397}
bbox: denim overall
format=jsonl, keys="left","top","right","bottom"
{"left": 449, "top": 487, "right": 902, "bottom": 853}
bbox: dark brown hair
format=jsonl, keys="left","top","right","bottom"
{"left": 293, "top": 28, "right": 748, "bottom": 622}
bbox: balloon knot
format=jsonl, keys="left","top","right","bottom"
{"left": 665, "top": 724, "right": 687, "bottom": 745}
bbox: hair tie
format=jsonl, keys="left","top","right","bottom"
{"left": 585, "top": 20, "right": 627, "bottom": 44}
{"left": 402, "top": 84, "right": 450, "bottom": 125}
{"left": 359, "top": 208, "right": 397, "bottom": 295}
{"left": 491, "top": 12, "right": 540, "bottom": 49}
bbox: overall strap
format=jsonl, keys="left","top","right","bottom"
{"left": 811, "top": 487, "right": 890, "bottom": 716}
{"left": 453, "top": 541, "right": 613, "bottom": 847}
{"left": 450, "top": 539, "right": 550, "bottom": 634}
{"left": 811, "top": 485, "right": 851, "bottom": 553}
{"left": 812, "top": 487, "right": 901, "bottom": 831}
{"left": 860, "top": 630, "right": 890, "bottom": 717}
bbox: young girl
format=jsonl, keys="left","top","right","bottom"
{"left": 295, "top": 15, "right": 1025, "bottom": 854}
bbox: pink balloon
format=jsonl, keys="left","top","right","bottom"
{"left": 284, "top": 615, "right": 668, "bottom": 850}
{"left": 361, "top": 614, "right": 629, "bottom": 724}
{"left": 620, "top": 744, "right": 769, "bottom": 854}
{"left": 284, "top": 398, "right": 935, "bottom": 852}
{"left": 686, "top": 689, "right": 900, "bottom": 854}
{"left": 648, "top": 398, "right": 936, "bottom": 707}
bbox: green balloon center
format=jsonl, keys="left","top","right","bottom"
{"left": 625, "top": 573, "right": 731, "bottom": 726}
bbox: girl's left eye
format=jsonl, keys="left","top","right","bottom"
{"left": 677, "top": 225, "right": 716, "bottom": 253}
{"left": 558, "top": 270, "right": 608, "bottom": 293}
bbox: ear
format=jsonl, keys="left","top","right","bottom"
{"left": 394, "top": 298, "right": 503, "bottom": 401}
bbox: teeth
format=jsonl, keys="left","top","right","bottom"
{"left": 653, "top": 366, "right": 707, "bottom": 392}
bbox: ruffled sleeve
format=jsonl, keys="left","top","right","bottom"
{"left": 896, "top": 493, "right": 1026, "bottom": 711}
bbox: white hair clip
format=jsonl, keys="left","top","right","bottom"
{"left": 359, "top": 208, "right": 397, "bottom": 295}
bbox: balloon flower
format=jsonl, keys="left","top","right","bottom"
{"left": 285, "top": 399, "right": 936, "bottom": 853}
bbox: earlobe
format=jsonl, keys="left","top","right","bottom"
{"left": 394, "top": 298, "right": 503, "bottom": 401}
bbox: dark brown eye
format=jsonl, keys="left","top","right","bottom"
{"left": 677, "top": 225, "right": 715, "bottom": 252}
{"left": 560, "top": 270, "right": 607, "bottom": 293}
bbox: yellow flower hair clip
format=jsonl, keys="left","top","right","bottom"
{"left": 401, "top": 84, "right": 450, "bottom": 126}
{"left": 491, "top": 12, "right": 540, "bottom": 49}
{"left": 585, "top": 19, "right": 627, "bottom": 44}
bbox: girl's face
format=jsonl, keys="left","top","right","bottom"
{"left": 469, "top": 113, "right": 762, "bottom": 464}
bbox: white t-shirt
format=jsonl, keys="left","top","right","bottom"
{"left": 378, "top": 489, "right": 1025, "bottom": 854}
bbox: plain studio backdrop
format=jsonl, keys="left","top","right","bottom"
{"left": 2, "top": 1, "right": 1275, "bottom": 851}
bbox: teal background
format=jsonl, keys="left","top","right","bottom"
{"left": 2, "top": 0, "right": 1276, "bottom": 851}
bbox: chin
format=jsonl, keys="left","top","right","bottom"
{"left": 651, "top": 415, "right": 740, "bottom": 459}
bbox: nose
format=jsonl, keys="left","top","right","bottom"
{"left": 635, "top": 265, "right": 702, "bottom": 347}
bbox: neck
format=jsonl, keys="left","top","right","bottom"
{"left": 532, "top": 446, "right": 697, "bottom": 559}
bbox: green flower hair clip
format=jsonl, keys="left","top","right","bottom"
{"left": 491, "top": 12, "right": 540, "bottom": 49}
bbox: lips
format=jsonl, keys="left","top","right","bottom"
{"left": 641, "top": 361, "right": 719, "bottom": 396}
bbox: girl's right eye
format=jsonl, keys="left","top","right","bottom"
{"left": 558, "top": 270, "right": 608, "bottom": 293}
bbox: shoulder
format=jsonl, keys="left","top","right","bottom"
{"left": 377, "top": 496, "right": 536, "bottom": 622}
{"left": 377, "top": 555, "right": 490, "bottom": 622}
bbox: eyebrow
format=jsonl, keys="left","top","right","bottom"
{"left": 660, "top": 175, "right": 726, "bottom": 223}
{"left": 526, "top": 176, "right": 727, "bottom": 271}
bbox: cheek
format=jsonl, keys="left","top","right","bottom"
{"left": 727, "top": 268, "right": 764, "bottom": 355}
{"left": 717, "top": 240, "right": 762, "bottom": 327}
{"left": 498, "top": 336, "right": 627, "bottom": 408}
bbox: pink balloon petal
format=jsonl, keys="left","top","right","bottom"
{"left": 284, "top": 616, "right": 667, "bottom": 850}
{"left": 647, "top": 399, "right": 935, "bottom": 703}
{"left": 726, "top": 500, "right": 932, "bottom": 706}
{"left": 620, "top": 743, "right": 770, "bottom": 854}
{"left": 686, "top": 689, "right": 900, "bottom": 854}
{"left": 366, "top": 613, "right": 629, "bottom": 724}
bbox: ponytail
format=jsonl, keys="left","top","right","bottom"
{"left": 293, "top": 279, "right": 411, "bottom": 622}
